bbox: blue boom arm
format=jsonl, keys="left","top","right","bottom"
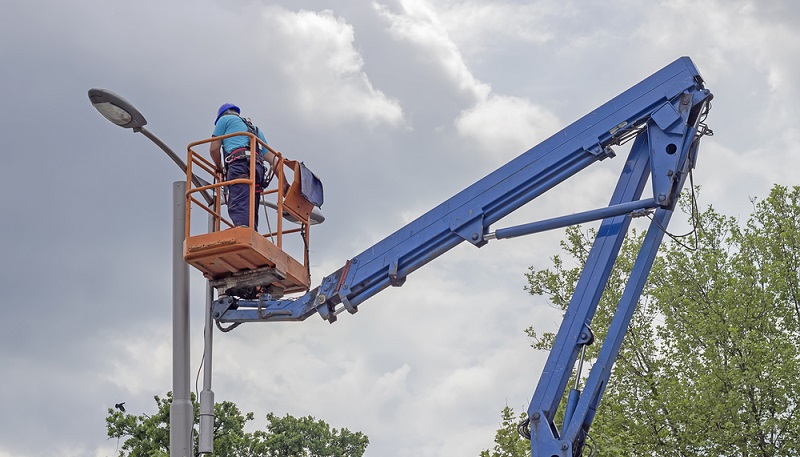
{"left": 212, "top": 57, "right": 713, "bottom": 455}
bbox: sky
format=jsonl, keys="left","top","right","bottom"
{"left": 1, "top": 0, "right": 799, "bottom": 456}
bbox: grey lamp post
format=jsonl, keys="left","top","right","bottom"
{"left": 88, "top": 88, "right": 195, "bottom": 457}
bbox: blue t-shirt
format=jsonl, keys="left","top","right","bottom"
{"left": 212, "top": 115, "right": 269, "bottom": 157}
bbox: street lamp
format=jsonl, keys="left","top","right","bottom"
{"left": 89, "top": 88, "right": 195, "bottom": 457}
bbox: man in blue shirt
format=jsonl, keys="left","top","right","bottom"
{"left": 209, "top": 103, "right": 277, "bottom": 230}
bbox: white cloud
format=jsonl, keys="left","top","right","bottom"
{"left": 261, "top": 8, "right": 405, "bottom": 127}
{"left": 374, "top": 0, "right": 490, "bottom": 101}
{"left": 99, "top": 328, "right": 171, "bottom": 394}
{"left": 435, "top": 0, "right": 564, "bottom": 57}
{"left": 455, "top": 94, "right": 562, "bottom": 166}
{"left": 375, "top": 0, "right": 561, "bottom": 163}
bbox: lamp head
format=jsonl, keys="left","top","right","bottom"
{"left": 88, "top": 88, "right": 147, "bottom": 130}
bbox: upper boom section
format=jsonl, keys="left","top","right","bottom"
{"left": 214, "top": 56, "right": 712, "bottom": 324}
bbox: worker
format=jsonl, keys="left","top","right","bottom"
{"left": 210, "top": 103, "right": 277, "bottom": 230}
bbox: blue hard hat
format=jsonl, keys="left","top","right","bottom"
{"left": 215, "top": 103, "right": 240, "bottom": 124}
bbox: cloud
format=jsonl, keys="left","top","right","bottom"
{"left": 435, "top": 0, "right": 564, "bottom": 57}
{"left": 455, "top": 94, "right": 562, "bottom": 165}
{"left": 374, "top": 0, "right": 560, "bottom": 165}
{"left": 99, "top": 330, "right": 171, "bottom": 394}
{"left": 375, "top": 0, "right": 490, "bottom": 101}
{"left": 259, "top": 8, "right": 405, "bottom": 128}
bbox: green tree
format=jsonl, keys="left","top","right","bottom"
{"left": 106, "top": 392, "right": 369, "bottom": 457}
{"left": 252, "top": 413, "right": 368, "bottom": 457}
{"left": 480, "top": 406, "right": 530, "bottom": 457}
{"left": 489, "top": 185, "right": 800, "bottom": 456}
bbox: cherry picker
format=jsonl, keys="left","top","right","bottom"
{"left": 183, "top": 56, "right": 713, "bottom": 456}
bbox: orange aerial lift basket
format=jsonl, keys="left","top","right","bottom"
{"left": 183, "top": 132, "right": 317, "bottom": 299}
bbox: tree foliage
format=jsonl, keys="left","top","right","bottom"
{"left": 487, "top": 185, "right": 800, "bottom": 456}
{"left": 106, "top": 392, "right": 369, "bottom": 457}
{"left": 480, "top": 406, "right": 530, "bottom": 457}
{"left": 253, "top": 412, "right": 368, "bottom": 457}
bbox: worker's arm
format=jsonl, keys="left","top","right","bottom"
{"left": 262, "top": 148, "right": 278, "bottom": 169}
{"left": 258, "top": 130, "right": 278, "bottom": 169}
{"left": 210, "top": 139, "right": 224, "bottom": 172}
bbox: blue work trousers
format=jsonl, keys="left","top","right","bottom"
{"left": 226, "top": 159, "right": 264, "bottom": 230}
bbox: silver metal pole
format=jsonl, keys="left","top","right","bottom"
{"left": 170, "top": 181, "right": 193, "bottom": 457}
{"left": 198, "top": 213, "right": 216, "bottom": 454}
{"left": 138, "top": 127, "right": 187, "bottom": 175}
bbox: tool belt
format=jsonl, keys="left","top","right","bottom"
{"left": 223, "top": 147, "right": 270, "bottom": 191}
{"left": 225, "top": 147, "right": 264, "bottom": 165}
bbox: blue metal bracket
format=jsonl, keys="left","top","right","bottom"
{"left": 451, "top": 210, "right": 488, "bottom": 246}
{"left": 576, "top": 324, "right": 594, "bottom": 346}
{"left": 388, "top": 258, "right": 406, "bottom": 287}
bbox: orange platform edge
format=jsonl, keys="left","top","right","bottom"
{"left": 183, "top": 227, "right": 309, "bottom": 294}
